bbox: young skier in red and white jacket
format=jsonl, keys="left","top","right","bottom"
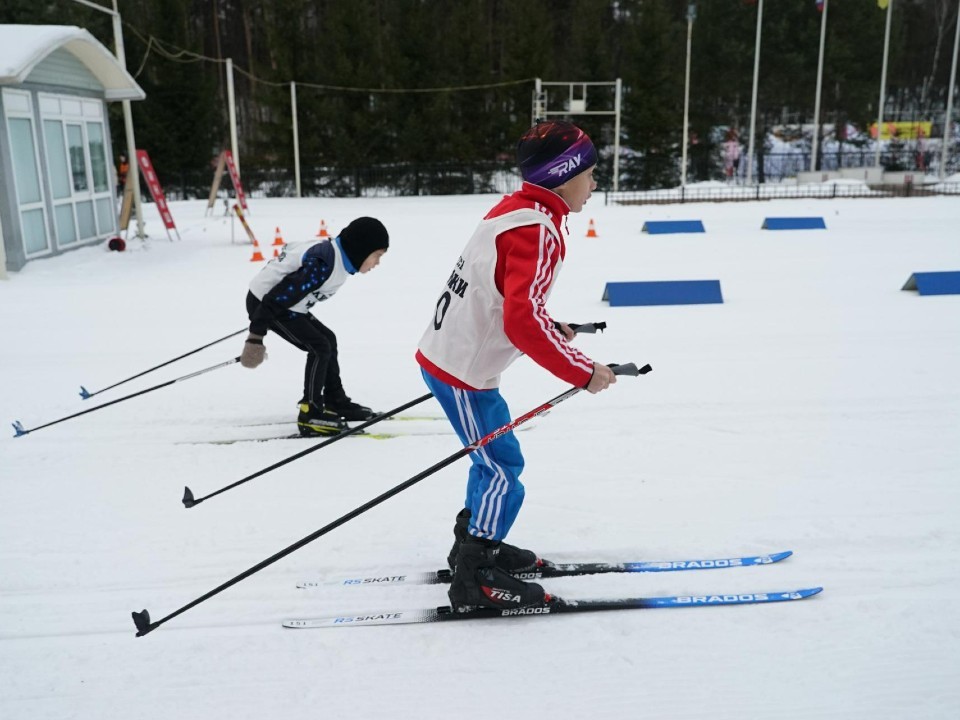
{"left": 416, "top": 120, "right": 617, "bottom": 612}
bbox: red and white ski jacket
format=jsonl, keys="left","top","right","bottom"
{"left": 417, "top": 182, "right": 595, "bottom": 390}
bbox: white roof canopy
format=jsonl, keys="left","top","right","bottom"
{"left": 0, "top": 24, "right": 145, "bottom": 101}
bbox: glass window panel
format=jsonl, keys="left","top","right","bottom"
{"left": 54, "top": 204, "right": 78, "bottom": 246}
{"left": 38, "top": 95, "right": 59, "bottom": 114}
{"left": 21, "top": 208, "right": 49, "bottom": 254}
{"left": 4, "top": 90, "right": 31, "bottom": 113}
{"left": 66, "top": 124, "right": 88, "bottom": 192}
{"left": 61, "top": 98, "right": 82, "bottom": 116}
{"left": 43, "top": 120, "right": 71, "bottom": 200}
{"left": 82, "top": 100, "right": 102, "bottom": 119}
{"left": 96, "top": 197, "right": 115, "bottom": 235}
{"left": 76, "top": 201, "right": 96, "bottom": 239}
{"left": 87, "top": 122, "right": 108, "bottom": 192}
{"left": 9, "top": 118, "right": 43, "bottom": 204}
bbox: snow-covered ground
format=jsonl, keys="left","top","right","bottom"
{"left": 1, "top": 192, "right": 958, "bottom": 719}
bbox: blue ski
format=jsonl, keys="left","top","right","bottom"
{"left": 282, "top": 587, "right": 823, "bottom": 629}
{"left": 296, "top": 550, "right": 793, "bottom": 589}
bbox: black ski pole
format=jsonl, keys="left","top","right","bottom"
{"left": 132, "top": 362, "right": 651, "bottom": 636}
{"left": 12, "top": 358, "right": 241, "bottom": 438}
{"left": 79, "top": 328, "right": 246, "bottom": 400}
{"left": 181, "top": 393, "right": 436, "bottom": 508}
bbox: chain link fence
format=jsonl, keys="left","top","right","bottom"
{"left": 152, "top": 147, "right": 959, "bottom": 203}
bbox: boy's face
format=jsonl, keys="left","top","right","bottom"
{"left": 554, "top": 165, "right": 597, "bottom": 213}
{"left": 359, "top": 249, "right": 387, "bottom": 273}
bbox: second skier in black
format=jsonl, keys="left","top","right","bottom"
{"left": 240, "top": 217, "right": 389, "bottom": 436}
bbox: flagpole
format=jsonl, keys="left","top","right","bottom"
{"left": 874, "top": 0, "right": 894, "bottom": 168}
{"left": 811, "top": 0, "right": 829, "bottom": 172}
{"left": 681, "top": 3, "right": 696, "bottom": 188}
{"left": 940, "top": 0, "right": 960, "bottom": 180}
{"left": 746, "top": 0, "right": 764, "bottom": 185}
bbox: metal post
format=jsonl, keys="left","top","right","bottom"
{"left": 0, "top": 202, "right": 7, "bottom": 279}
{"left": 746, "top": 0, "right": 764, "bottom": 184}
{"left": 111, "top": 0, "right": 144, "bottom": 240}
{"left": 681, "top": 5, "right": 695, "bottom": 187}
{"left": 811, "top": 0, "right": 829, "bottom": 172}
{"left": 226, "top": 58, "right": 239, "bottom": 176}
{"left": 291, "top": 82, "right": 301, "bottom": 197}
{"left": 940, "top": 0, "right": 960, "bottom": 180}
{"left": 874, "top": 0, "right": 894, "bottom": 168}
{"left": 613, "top": 78, "right": 622, "bottom": 192}
{"left": 533, "top": 77, "right": 543, "bottom": 123}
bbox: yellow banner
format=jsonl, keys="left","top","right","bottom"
{"left": 870, "top": 121, "right": 932, "bottom": 140}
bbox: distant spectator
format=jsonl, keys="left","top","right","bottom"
{"left": 915, "top": 127, "right": 927, "bottom": 173}
{"left": 116, "top": 154, "right": 129, "bottom": 197}
{"left": 723, "top": 130, "right": 741, "bottom": 182}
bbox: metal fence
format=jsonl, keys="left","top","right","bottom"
{"left": 714, "top": 148, "right": 956, "bottom": 185}
{"left": 605, "top": 180, "right": 960, "bottom": 206}
{"left": 155, "top": 149, "right": 958, "bottom": 203}
{"left": 161, "top": 162, "right": 522, "bottom": 202}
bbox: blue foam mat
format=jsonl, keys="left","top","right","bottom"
{"left": 762, "top": 217, "right": 826, "bottom": 230}
{"left": 602, "top": 280, "right": 723, "bottom": 306}
{"left": 901, "top": 271, "right": 960, "bottom": 296}
{"left": 642, "top": 220, "right": 705, "bottom": 234}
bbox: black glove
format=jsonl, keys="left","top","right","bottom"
{"left": 240, "top": 333, "right": 266, "bottom": 369}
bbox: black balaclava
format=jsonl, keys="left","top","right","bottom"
{"left": 337, "top": 217, "right": 389, "bottom": 271}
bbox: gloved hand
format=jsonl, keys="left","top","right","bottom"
{"left": 240, "top": 332, "right": 266, "bottom": 369}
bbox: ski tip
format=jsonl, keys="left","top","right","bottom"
{"left": 11, "top": 420, "right": 26, "bottom": 437}
{"left": 79, "top": 385, "right": 91, "bottom": 400}
{"left": 182, "top": 486, "right": 197, "bottom": 508}
{"left": 131, "top": 609, "right": 154, "bottom": 636}
{"left": 770, "top": 550, "right": 793, "bottom": 563}
{"left": 799, "top": 586, "right": 824, "bottom": 599}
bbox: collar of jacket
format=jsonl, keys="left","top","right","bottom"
{"left": 518, "top": 181, "right": 571, "bottom": 218}
{"left": 334, "top": 236, "right": 358, "bottom": 274}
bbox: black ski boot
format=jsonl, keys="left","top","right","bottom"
{"left": 448, "top": 535, "right": 547, "bottom": 612}
{"left": 297, "top": 403, "right": 348, "bottom": 437}
{"left": 447, "top": 508, "right": 541, "bottom": 573}
{"left": 325, "top": 395, "right": 378, "bottom": 421}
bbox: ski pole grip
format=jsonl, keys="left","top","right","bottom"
{"left": 609, "top": 362, "right": 652, "bottom": 377}
{"left": 569, "top": 321, "right": 607, "bottom": 335}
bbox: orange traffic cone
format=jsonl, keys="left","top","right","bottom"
{"left": 272, "top": 227, "right": 285, "bottom": 246}
{"left": 249, "top": 238, "right": 265, "bottom": 262}
{"left": 316, "top": 219, "right": 330, "bottom": 238}
{"left": 272, "top": 247, "right": 281, "bottom": 258}
{"left": 586, "top": 219, "right": 599, "bottom": 238}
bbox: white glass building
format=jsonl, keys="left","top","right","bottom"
{"left": 0, "top": 25, "right": 144, "bottom": 272}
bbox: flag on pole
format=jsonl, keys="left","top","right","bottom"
{"left": 815, "top": 0, "right": 824, "bottom": 12}
{"left": 878, "top": 0, "right": 889, "bottom": 9}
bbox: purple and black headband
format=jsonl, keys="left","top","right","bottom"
{"left": 517, "top": 121, "right": 598, "bottom": 190}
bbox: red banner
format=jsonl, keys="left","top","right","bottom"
{"left": 135, "top": 150, "right": 177, "bottom": 231}
{"left": 224, "top": 150, "right": 248, "bottom": 210}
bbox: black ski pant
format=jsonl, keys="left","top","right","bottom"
{"left": 246, "top": 292, "right": 345, "bottom": 409}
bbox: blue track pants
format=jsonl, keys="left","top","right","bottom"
{"left": 421, "top": 369, "right": 525, "bottom": 542}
